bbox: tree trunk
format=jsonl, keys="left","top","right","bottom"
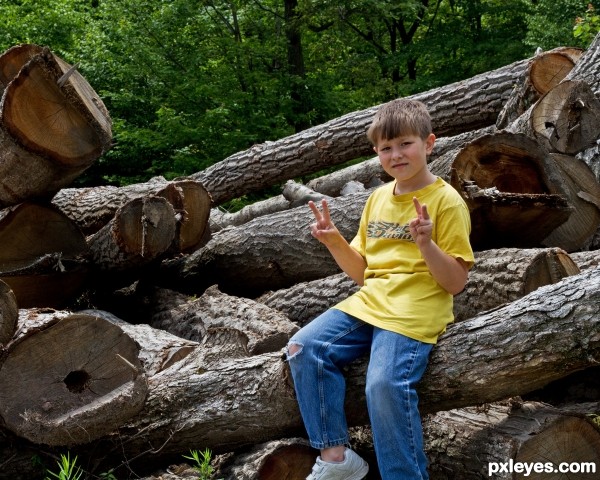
{"left": 496, "top": 46, "right": 583, "bottom": 129}
{"left": 0, "top": 202, "right": 89, "bottom": 308}
{"left": 158, "top": 192, "right": 368, "bottom": 296}
{"left": 507, "top": 80, "right": 600, "bottom": 155}
{"left": 190, "top": 58, "right": 530, "bottom": 205}
{"left": 541, "top": 154, "right": 600, "bottom": 251}
{"left": 424, "top": 400, "right": 600, "bottom": 480}
{"left": 31, "top": 265, "right": 596, "bottom": 474}
{"left": 87, "top": 196, "right": 176, "bottom": 272}
{"left": 145, "top": 284, "right": 299, "bottom": 355}
{"left": 0, "top": 44, "right": 112, "bottom": 207}
{"left": 257, "top": 272, "right": 358, "bottom": 326}
{"left": 257, "top": 247, "right": 580, "bottom": 325}
{"left": 52, "top": 177, "right": 212, "bottom": 252}
{"left": 210, "top": 195, "right": 291, "bottom": 233}
{"left": 0, "top": 311, "right": 148, "bottom": 447}
{"left": 434, "top": 131, "right": 573, "bottom": 250}
{"left": 161, "top": 129, "right": 587, "bottom": 296}
{"left": 570, "top": 249, "right": 600, "bottom": 271}
{"left": 214, "top": 437, "right": 316, "bottom": 480}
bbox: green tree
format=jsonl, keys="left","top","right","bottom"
{"left": 525, "top": 0, "right": 593, "bottom": 50}
{"left": 0, "top": 0, "right": 595, "bottom": 188}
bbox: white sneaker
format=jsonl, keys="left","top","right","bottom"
{"left": 306, "top": 448, "right": 369, "bottom": 480}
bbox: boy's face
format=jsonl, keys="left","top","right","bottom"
{"left": 374, "top": 133, "right": 436, "bottom": 193}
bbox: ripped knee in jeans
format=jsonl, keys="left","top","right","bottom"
{"left": 286, "top": 340, "right": 303, "bottom": 360}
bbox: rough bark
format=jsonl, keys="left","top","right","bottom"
{"left": 570, "top": 249, "right": 600, "bottom": 271}
{"left": 52, "top": 177, "right": 212, "bottom": 252}
{"left": 258, "top": 247, "right": 580, "bottom": 326}
{"left": 496, "top": 47, "right": 583, "bottom": 129}
{"left": 189, "top": 58, "right": 530, "bottom": 205}
{"left": 453, "top": 247, "right": 580, "bottom": 322}
{"left": 0, "top": 310, "right": 148, "bottom": 447}
{"left": 158, "top": 192, "right": 369, "bottom": 296}
{"left": 506, "top": 80, "right": 600, "bottom": 155}
{"left": 87, "top": 196, "right": 176, "bottom": 272}
{"left": 41, "top": 266, "right": 599, "bottom": 471}
{"left": 577, "top": 141, "right": 600, "bottom": 184}
{"left": 0, "top": 44, "right": 111, "bottom": 207}
{"left": 160, "top": 130, "right": 585, "bottom": 295}
{"left": 424, "top": 400, "right": 600, "bottom": 480}
{"left": 258, "top": 272, "right": 358, "bottom": 326}
{"left": 145, "top": 284, "right": 299, "bottom": 355}
{"left": 0, "top": 279, "right": 18, "bottom": 346}
{"left": 210, "top": 195, "right": 291, "bottom": 233}
{"left": 0, "top": 202, "right": 89, "bottom": 308}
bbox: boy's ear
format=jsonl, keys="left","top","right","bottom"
{"left": 373, "top": 146, "right": 378, "bottom": 153}
{"left": 425, "top": 133, "right": 436, "bottom": 153}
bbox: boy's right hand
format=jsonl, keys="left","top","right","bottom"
{"left": 308, "top": 199, "right": 342, "bottom": 247}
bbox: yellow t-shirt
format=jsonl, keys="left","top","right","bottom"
{"left": 335, "top": 177, "right": 474, "bottom": 344}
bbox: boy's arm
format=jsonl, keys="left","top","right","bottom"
{"left": 308, "top": 200, "right": 367, "bottom": 286}
{"left": 410, "top": 197, "right": 469, "bottom": 295}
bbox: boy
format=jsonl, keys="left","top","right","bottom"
{"left": 287, "top": 99, "right": 474, "bottom": 480}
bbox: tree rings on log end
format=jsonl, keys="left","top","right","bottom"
{"left": 114, "top": 196, "right": 177, "bottom": 257}
{"left": 530, "top": 49, "right": 583, "bottom": 95}
{"left": 450, "top": 132, "right": 573, "bottom": 250}
{"left": 0, "top": 313, "right": 147, "bottom": 446}
{"left": 532, "top": 80, "right": 600, "bottom": 155}
{"left": 0, "top": 44, "right": 44, "bottom": 93}
{"left": 2, "top": 54, "right": 104, "bottom": 166}
{"left": 516, "top": 415, "right": 600, "bottom": 479}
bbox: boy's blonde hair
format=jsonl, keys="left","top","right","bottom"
{"left": 367, "top": 99, "right": 432, "bottom": 145}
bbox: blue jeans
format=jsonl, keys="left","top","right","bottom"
{"left": 287, "top": 309, "right": 433, "bottom": 480}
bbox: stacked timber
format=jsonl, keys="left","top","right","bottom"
{"left": 1, "top": 35, "right": 600, "bottom": 480}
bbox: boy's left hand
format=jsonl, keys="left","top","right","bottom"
{"left": 409, "top": 197, "right": 433, "bottom": 247}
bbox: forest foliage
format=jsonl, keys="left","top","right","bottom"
{"left": 1, "top": 0, "right": 598, "bottom": 191}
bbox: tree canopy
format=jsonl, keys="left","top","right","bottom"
{"left": 0, "top": 0, "right": 596, "bottom": 188}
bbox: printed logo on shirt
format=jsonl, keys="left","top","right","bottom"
{"left": 367, "top": 221, "right": 414, "bottom": 241}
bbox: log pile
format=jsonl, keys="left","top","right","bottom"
{"left": 1, "top": 36, "right": 600, "bottom": 480}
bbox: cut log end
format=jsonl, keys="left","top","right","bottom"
{"left": 450, "top": 132, "right": 573, "bottom": 249}
{"left": 516, "top": 415, "right": 600, "bottom": 477}
{"left": 523, "top": 248, "right": 581, "bottom": 295}
{"left": 1, "top": 45, "right": 112, "bottom": 167}
{"left": 115, "top": 196, "right": 177, "bottom": 257}
{"left": 0, "top": 313, "right": 147, "bottom": 446}
{"left": 533, "top": 80, "right": 600, "bottom": 155}
{"left": 530, "top": 50, "right": 582, "bottom": 95}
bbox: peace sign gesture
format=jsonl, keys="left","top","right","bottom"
{"left": 308, "top": 199, "right": 342, "bottom": 247}
{"left": 409, "top": 196, "right": 433, "bottom": 247}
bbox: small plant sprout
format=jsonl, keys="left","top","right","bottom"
{"left": 44, "top": 452, "right": 83, "bottom": 480}
{"left": 183, "top": 448, "right": 219, "bottom": 480}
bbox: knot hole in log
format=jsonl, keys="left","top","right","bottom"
{"left": 64, "top": 369, "right": 91, "bottom": 394}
